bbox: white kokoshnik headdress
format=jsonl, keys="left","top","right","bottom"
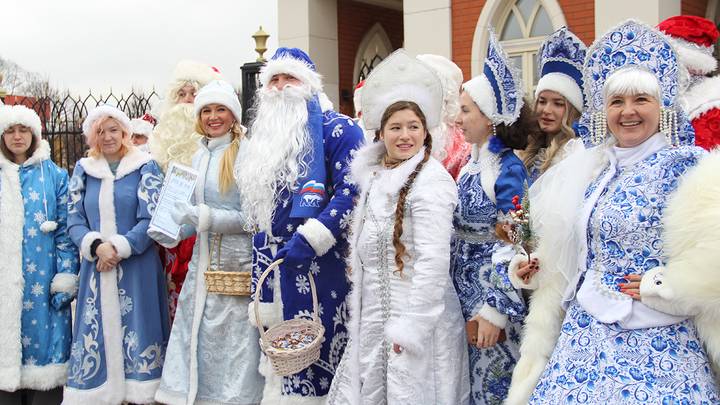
{"left": 360, "top": 48, "right": 444, "bottom": 132}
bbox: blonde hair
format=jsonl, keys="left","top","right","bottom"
{"left": 195, "top": 120, "right": 244, "bottom": 194}
{"left": 86, "top": 116, "right": 132, "bottom": 159}
{"left": 522, "top": 96, "right": 580, "bottom": 174}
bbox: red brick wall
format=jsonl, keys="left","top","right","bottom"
{"left": 337, "top": 0, "right": 404, "bottom": 116}
{"left": 451, "top": 0, "right": 594, "bottom": 81}
{"left": 682, "top": 0, "right": 709, "bottom": 17}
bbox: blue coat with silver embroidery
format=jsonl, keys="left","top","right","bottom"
{"left": 253, "top": 110, "right": 364, "bottom": 398}
{"left": 65, "top": 153, "right": 169, "bottom": 404}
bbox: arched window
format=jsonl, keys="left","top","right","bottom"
{"left": 471, "top": 0, "right": 566, "bottom": 96}
{"left": 497, "top": 0, "right": 556, "bottom": 93}
{"left": 353, "top": 23, "right": 394, "bottom": 85}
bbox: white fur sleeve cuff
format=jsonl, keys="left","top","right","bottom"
{"left": 384, "top": 317, "right": 428, "bottom": 355}
{"left": 509, "top": 253, "right": 539, "bottom": 290}
{"left": 107, "top": 234, "right": 132, "bottom": 259}
{"left": 476, "top": 303, "right": 508, "bottom": 329}
{"left": 50, "top": 273, "right": 79, "bottom": 296}
{"left": 80, "top": 231, "right": 103, "bottom": 261}
{"left": 639, "top": 266, "right": 694, "bottom": 316}
{"left": 298, "top": 218, "right": 336, "bottom": 256}
{"left": 197, "top": 204, "right": 211, "bottom": 233}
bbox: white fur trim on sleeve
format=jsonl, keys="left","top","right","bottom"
{"left": 476, "top": 303, "right": 508, "bottom": 329}
{"left": 107, "top": 234, "right": 132, "bottom": 259}
{"left": 80, "top": 231, "right": 103, "bottom": 261}
{"left": 509, "top": 253, "right": 539, "bottom": 290}
{"left": 384, "top": 317, "right": 425, "bottom": 355}
{"left": 197, "top": 203, "right": 211, "bottom": 233}
{"left": 297, "top": 218, "right": 337, "bottom": 256}
{"left": 50, "top": 273, "right": 79, "bottom": 296}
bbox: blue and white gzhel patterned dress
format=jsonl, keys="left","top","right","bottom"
{"left": 450, "top": 142, "right": 528, "bottom": 405}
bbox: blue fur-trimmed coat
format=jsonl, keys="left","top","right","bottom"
{"left": 251, "top": 109, "right": 364, "bottom": 404}
{"left": 64, "top": 148, "right": 170, "bottom": 405}
{"left": 0, "top": 140, "right": 79, "bottom": 392}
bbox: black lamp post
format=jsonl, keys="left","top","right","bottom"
{"left": 240, "top": 26, "right": 270, "bottom": 128}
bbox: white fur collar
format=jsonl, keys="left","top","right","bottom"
{"left": 79, "top": 146, "right": 151, "bottom": 180}
{"left": 350, "top": 140, "right": 427, "bottom": 196}
{"left": 682, "top": 75, "right": 720, "bottom": 120}
{"left": 0, "top": 140, "right": 51, "bottom": 170}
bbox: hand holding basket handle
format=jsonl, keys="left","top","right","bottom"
{"left": 253, "top": 259, "right": 325, "bottom": 377}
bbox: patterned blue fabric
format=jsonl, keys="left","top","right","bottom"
{"left": 252, "top": 110, "right": 364, "bottom": 398}
{"left": 66, "top": 160, "right": 170, "bottom": 391}
{"left": 18, "top": 160, "right": 78, "bottom": 371}
{"left": 450, "top": 149, "right": 528, "bottom": 404}
{"left": 537, "top": 27, "right": 587, "bottom": 100}
{"left": 578, "top": 20, "right": 694, "bottom": 146}
{"left": 483, "top": 31, "right": 524, "bottom": 125}
{"left": 530, "top": 145, "right": 719, "bottom": 403}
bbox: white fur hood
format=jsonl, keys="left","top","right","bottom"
{"left": 350, "top": 140, "right": 429, "bottom": 196}
{"left": 683, "top": 75, "right": 720, "bottom": 120}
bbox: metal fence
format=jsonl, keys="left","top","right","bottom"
{"left": 4, "top": 91, "right": 160, "bottom": 171}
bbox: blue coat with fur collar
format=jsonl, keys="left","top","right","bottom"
{"left": 252, "top": 109, "right": 364, "bottom": 401}
{"left": 64, "top": 149, "right": 169, "bottom": 405}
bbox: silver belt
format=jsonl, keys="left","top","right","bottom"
{"left": 454, "top": 229, "right": 496, "bottom": 243}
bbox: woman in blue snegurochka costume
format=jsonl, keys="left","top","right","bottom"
{"left": 521, "top": 27, "right": 586, "bottom": 185}
{"left": 506, "top": 20, "right": 720, "bottom": 405}
{"left": 449, "top": 31, "right": 532, "bottom": 405}
{"left": 510, "top": 27, "right": 587, "bottom": 290}
{"left": 0, "top": 105, "right": 79, "bottom": 405}
{"left": 64, "top": 105, "right": 169, "bottom": 405}
{"left": 151, "top": 80, "right": 264, "bottom": 405}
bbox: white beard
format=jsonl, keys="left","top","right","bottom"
{"left": 235, "top": 84, "right": 313, "bottom": 233}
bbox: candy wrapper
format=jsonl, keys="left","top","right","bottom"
{"left": 270, "top": 330, "right": 318, "bottom": 351}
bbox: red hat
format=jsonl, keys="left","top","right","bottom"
{"left": 658, "top": 15, "right": 719, "bottom": 74}
{"left": 353, "top": 80, "right": 365, "bottom": 118}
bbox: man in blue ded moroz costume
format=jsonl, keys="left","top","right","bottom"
{"left": 235, "top": 47, "right": 364, "bottom": 404}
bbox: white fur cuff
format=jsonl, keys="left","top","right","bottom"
{"left": 509, "top": 253, "right": 539, "bottom": 290}
{"left": 477, "top": 303, "right": 508, "bottom": 329}
{"left": 197, "top": 203, "right": 211, "bottom": 233}
{"left": 384, "top": 317, "right": 427, "bottom": 355}
{"left": 298, "top": 218, "right": 336, "bottom": 257}
{"left": 50, "top": 273, "right": 79, "bottom": 296}
{"left": 107, "top": 234, "right": 132, "bottom": 259}
{"left": 80, "top": 231, "right": 103, "bottom": 261}
{"left": 249, "top": 300, "right": 284, "bottom": 329}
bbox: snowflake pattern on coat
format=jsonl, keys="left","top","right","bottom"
{"left": 252, "top": 110, "right": 364, "bottom": 399}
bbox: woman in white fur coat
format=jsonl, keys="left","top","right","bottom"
{"left": 151, "top": 80, "right": 263, "bottom": 405}
{"left": 0, "top": 105, "right": 79, "bottom": 405}
{"left": 506, "top": 21, "right": 720, "bottom": 404}
{"left": 64, "top": 105, "right": 169, "bottom": 405}
{"left": 326, "top": 50, "right": 469, "bottom": 405}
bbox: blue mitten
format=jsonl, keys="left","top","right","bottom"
{"left": 275, "top": 233, "right": 316, "bottom": 271}
{"left": 51, "top": 292, "right": 74, "bottom": 310}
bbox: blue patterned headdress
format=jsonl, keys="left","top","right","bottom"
{"left": 462, "top": 30, "right": 524, "bottom": 126}
{"left": 535, "top": 27, "right": 587, "bottom": 112}
{"left": 577, "top": 20, "right": 692, "bottom": 146}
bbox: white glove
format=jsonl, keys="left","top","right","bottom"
{"left": 171, "top": 200, "right": 199, "bottom": 227}
{"left": 147, "top": 227, "right": 180, "bottom": 248}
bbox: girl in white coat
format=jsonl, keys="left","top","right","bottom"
{"left": 327, "top": 49, "right": 469, "bottom": 405}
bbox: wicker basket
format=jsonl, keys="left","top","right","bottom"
{"left": 204, "top": 233, "right": 252, "bottom": 296}
{"left": 254, "top": 259, "right": 325, "bottom": 376}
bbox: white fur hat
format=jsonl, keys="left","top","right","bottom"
{"left": 361, "top": 49, "right": 444, "bottom": 131}
{"left": 130, "top": 118, "right": 154, "bottom": 137}
{"left": 82, "top": 105, "right": 131, "bottom": 137}
{"left": 0, "top": 105, "right": 42, "bottom": 141}
{"left": 172, "top": 60, "right": 223, "bottom": 86}
{"left": 193, "top": 80, "right": 243, "bottom": 123}
{"left": 259, "top": 47, "right": 323, "bottom": 93}
{"left": 416, "top": 54, "right": 464, "bottom": 95}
